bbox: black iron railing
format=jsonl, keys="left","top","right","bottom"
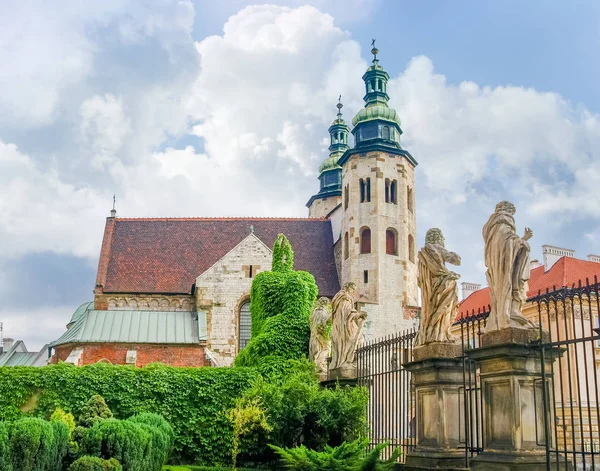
{"left": 356, "top": 329, "right": 417, "bottom": 462}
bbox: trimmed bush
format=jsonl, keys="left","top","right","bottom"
{"left": 51, "top": 420, "right": 70, "bottom": 471}
{"left": 81, "top": 419, "right": 152, "bottom": 471}
{"left": 10, "top": 417, "right": 55, "bottom": 471}
{"left": 69, "top": 456, "right": 123, "bottom": 471}
{"left": 79, "top": 395, "right": 114, "bottom": 428}
{"left": 128, "top": 413, "right": 174, "bottom": 467}
{"left": 0, "top": 421, "right": 12, "bottom": 471}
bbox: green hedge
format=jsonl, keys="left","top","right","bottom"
{"left": 0, "top": 363, "right": 259, "bottom": 464}
{"left": 0, "top": 421, "right": 12, "bottom": 471}
{"left": 69, "top": 456, "right": 123, "bottom": 471}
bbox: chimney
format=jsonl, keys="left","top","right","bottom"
{"left": 542, "top": 245, "right": 574, "bottom": 271}
{"left": 530, "top": 259, "right": 543, "bottom": 269}
{"left": 588, "top": 254, "right": 600, "bottom": 264}
{"left": 2, "top": 338, "right": 14, "bottom": 351}
{"left": 461, "top": 282, "right": 481, "bottom": 300}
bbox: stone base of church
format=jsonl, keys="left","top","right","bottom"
{"left": 412, "top": 342, "right": 462, "bottom": 361}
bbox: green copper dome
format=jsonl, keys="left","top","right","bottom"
{"left": 352, "top": 104, "right": 401, "bottom": 127}
{"left": 319, "top": 155, "right": 341, "bottom": 173}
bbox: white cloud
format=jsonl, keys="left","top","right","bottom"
{"left": 0, "top": 305, "right": 72, "bottom": 351}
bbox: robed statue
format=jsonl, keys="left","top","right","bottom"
{"left": 330, "top": 282, "right": 366, "bottom": 376}
{"left": 415, "top": 228, "right": 461, "bottom": 346}
{"left": 483, "top": 201, "right": 535, "bottom": 332}
{"left": 309, "top": 297, "right": 331, "bottom": 377}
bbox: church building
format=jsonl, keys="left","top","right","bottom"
{"left": 50, "top": 45, "right": 420, "bottom": 367}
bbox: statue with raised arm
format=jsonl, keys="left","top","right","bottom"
{"left": 330, "top": 282, "right": 366, "bottom": 377}
{"left": 309, "top": 297, "right": 331, "bottom": 378}
{"left": 415, "top": 228, "right": 462, "bottom": 346}
{"left": 483, "top": 201, "right": 535, "bottom": 332}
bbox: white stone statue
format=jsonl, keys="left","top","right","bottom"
{"left": 415, "top": 228, "right": 461, "bottom": 346}
{"left": 330, "top": 282, "right": 366, "bottom": 376}
{"left": 309, "top": 297, "right": 331, "bottom": 377}
{"left": 483, "top": 201, "right": 536, "bottom": 332}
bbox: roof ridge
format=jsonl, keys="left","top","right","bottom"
{"left": 114, "top": 216, "right": 328, "bottom": 222}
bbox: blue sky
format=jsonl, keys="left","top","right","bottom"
{"left": 0, "top": 0, "right": 599, "bottom": 349}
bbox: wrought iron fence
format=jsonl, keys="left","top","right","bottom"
{"left": 533, "top": 277, "right": 600, "bottom": 471}
{"left": 356, "top": 329, "right": 417, "bottom": 462}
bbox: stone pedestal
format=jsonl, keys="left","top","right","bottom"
{"left": 467, "top": 327, "right": 558, "bottom": 471}
{"left": 405, "top": 343, "right": 466, "bottom": 470}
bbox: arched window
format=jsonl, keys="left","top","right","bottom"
{"left": 407, "top": 187, "right": 414, "bottom": 213}
{"left": 391, "top": 180, "right": 397, "bottom": 204}
{"left": 382, "top": 126, "right": 390, "bottom": 140}
{"left": 239, "top": 301, "right": 252, "bottom": 350}
{"left": 408, "top": 234, "right": 415, "bottom": 263}
{"left": 386, "top": 229, "right": 397, "bottom": 255}
{"left": 344, "top": 232, "right": 349, "bottom": 259}
{"left": 360, "top": 227, "right": 371, "bottom": 254}
{"left": 385, "top": 178, "right": 390, "bottom": 203}
{"left": 366, "top": 178, "right": 371, "bottom": 202}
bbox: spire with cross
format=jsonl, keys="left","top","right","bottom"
{"left": 110, "top": 195, "right": 117, "bottom": 218}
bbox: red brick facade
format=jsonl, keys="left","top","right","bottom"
{"left": 52, "top": 343, "right": 208, "bottom": 367}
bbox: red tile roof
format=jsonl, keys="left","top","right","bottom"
{"left": 95, "top": 217, "right": 340, "bottom": 297}
{"left": 458, "top": 257, "right": 600, "bottom": 320}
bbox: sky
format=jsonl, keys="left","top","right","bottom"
{"left": 1, "top": 0, "right": 599, "bottom": 350}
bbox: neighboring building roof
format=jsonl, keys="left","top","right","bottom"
{"left": 96, "top": 217, "right": 340, "bottom": 297}
{"left": 0, "top": 341, "right": 49, "bottom": 367}
{"left": 50, "top": 309, "right": 201, "bottom": 347}
{"left": 458, "top": 256, "right": 600, "bottom": 320}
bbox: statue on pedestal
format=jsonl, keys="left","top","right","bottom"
{"left": 483, "top": 201, "right": 535, "bottom": 332}
{"left": 415, "top": 228, "right": 461, "bottom": 346}
{"left": 309, "top": 297, "right": 331, "bottom": 377}
{"left": 330, "top": 282, "right": 366, "bottom": 377}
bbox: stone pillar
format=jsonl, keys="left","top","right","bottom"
{"left": 467, "top": 327, "right": 559, "bottom": 471}
{"left": 404, "top": 343, "right": 465, "bottom": 470}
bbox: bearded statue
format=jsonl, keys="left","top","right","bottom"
{"left": 330, "top": 282, "right": 366, "bottom": 377}
{"left": 483, "top": 201, "right": 536, "bottom": 332}
{"left": 309, "top": 297, "right": 331, "bottom": 377}
{"left": 415, "top": 228, "right": 461, "bottom": 346}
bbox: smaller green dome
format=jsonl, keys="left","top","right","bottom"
{"left": 318, "top": 155, "right": 342, "bottom": 173}
{"left": 352, "top": 104, "right": 402, "bottom": 127}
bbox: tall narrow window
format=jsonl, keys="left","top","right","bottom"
{"left": 344, "top": 232, "right": 349, "bottom": 259}
{"left": 344, "top": 184, "right": 349, "bottom": 209}
{"left": 385, "top": 179, "right": 390, "bottom": 203}
{"left": 386, "top": 229, "right": 397, "bottom": 255}
{"left": 360, "top": 227, "right": 371, "bottom": 254}
{"left": 391, "top": 180, "right": 397, "bottom": 204}
{"left": 382, "top": 126, "right": 390, "bottom": 140}
{"left": 366, "top": 178, "right": 371, "bottom": 202}
{"left": 360, "top": 179, "right": 365, "bottom": 203}
{"left": 363, "top": 270, "right": 369, "bottom": 284}
{"left": 408, "top": 234, "right": 415, "bottom": 263}
{"left": 239, "top": 301, "right": 252, "bottom": 350}
{"left": 407, "top": 187, "right": 414, "bottom": 213}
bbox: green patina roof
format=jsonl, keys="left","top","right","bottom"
{"left": 318, "top": 155, "right": 342, "bottom": 173}
{"left": 51, "top": 308, "right": 203, "bottom": 347}
{"left": 352, "top": 104, "right": 401, "bottom": 127}
{"left": 69, "top": 301, "right": 94, "bottom": 325}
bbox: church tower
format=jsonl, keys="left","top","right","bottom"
{"left": 338, "top": 43, "right": 419, "bottom": 340}
{"left": 307, "top": 98, "right": 350, "bottom": 218}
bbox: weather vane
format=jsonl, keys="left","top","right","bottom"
{"left": 371, "top": 38, "right": 378, "bottom": 63}
{"left": 337, "top": 95, "right": 343, "bottom": 117}
{"left": 112, "top": 194, "right": 116, "bottom": 211}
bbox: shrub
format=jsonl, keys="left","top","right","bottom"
{"left": 128, "top": 412, "right": 174, "bottom": 454}
{"left": 235, "top": 234, "right": 318, "bottom": 368}
{"left": 69, "top": 456, "right": 123, "bottom": 471}
{"left": 10, "top": 417, "right": 56, "bottom": 471}
{"left": 0, "top": 421, "right": 12, "bottom": 471}
{"left": 81, "top": 419, "right": 152, "bottom": 471}
{"left": 78, "top": 395, "right": 113, "bottom": 428}
{"left": 51, "top": 420, "right": 70, "bottom": 471}
{"left": 51, "top": 408, "right": 76, "bottom": 434}
{"left": 271, "top": 438, "right": 399, "bottom": 471}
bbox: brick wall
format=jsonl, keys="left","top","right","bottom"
{"left": 52, "top": 343, "right": 207, "bottom": 367}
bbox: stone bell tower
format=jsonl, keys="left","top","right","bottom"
{"left": 307, "top": 98, "right": 350, "bottom": 219}
{"left": 338, "top": 43, "right": 419, "bottom": 340}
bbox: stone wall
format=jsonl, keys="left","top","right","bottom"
{"left": 52, "top": 343, "right": 207, "bottom": 367}
{"left": 94, "top": 294, "right": 195, "bottom": 311}
{"left": 308, "top": 194, "right": 341, "bottom": 219}
{"left": 195, "top": 233, "right": 273, "bottom": 366}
